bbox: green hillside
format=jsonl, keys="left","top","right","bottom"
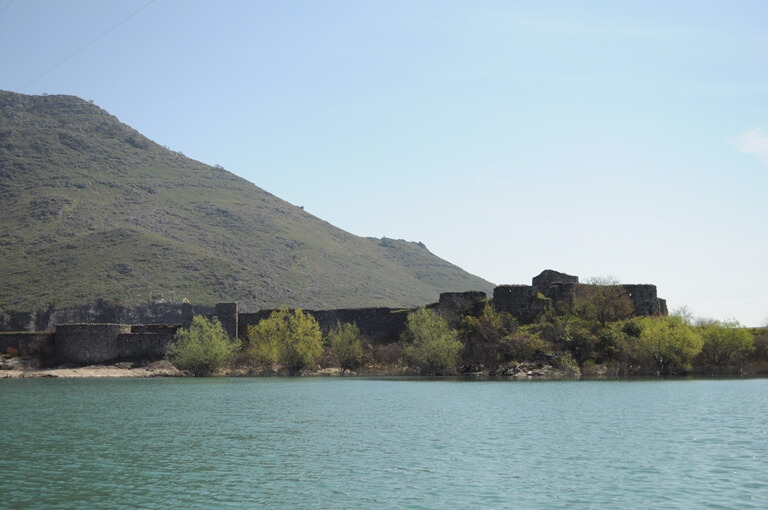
{"left": 0, "top": 90, "right": 494, "bottom": 312}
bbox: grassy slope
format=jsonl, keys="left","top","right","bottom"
{"left": 0, "top": 91, "right": 494, "bottom": 311}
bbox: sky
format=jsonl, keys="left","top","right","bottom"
{"left": 1, "top": 0, "right": 767, "bottom": 326}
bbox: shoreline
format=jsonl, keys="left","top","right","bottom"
{"left": 3, "top": 361, "right": 766, "bottom": 380}
{"left": 0, "top": 360, "right": 183, "bottom": 378}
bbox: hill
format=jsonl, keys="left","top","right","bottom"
{"left": 0, "top": 90, "right": 494, "bottom": 312}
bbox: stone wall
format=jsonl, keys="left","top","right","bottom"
{"left": 2, "top": 270, "right": 670, "bottom": 365}
{"left": 430, "top": 291, "right": 487, "bottom": 327}
{"left": 622, "top": 284, "right": 667, "bottom": 316}
{"left": 54, "top": 324, "right": 131, "bottom": 364}
{"left": 117, "top": 331, "right": 177, "bottom": 361}
{"left": 0, "top": 302, "right": 214, "bottom": 332}
{"left": 0, "top": 331, "right": 56, "bottom": 365}
{"left": 310, "top": 308, "right": 410, "bottom": 344}
{"left": 532, "top": 269, "right": 578, "bottom": 292}
{"left": 493, "top": 271, "right": 668, "bottom": 323}
{"left": 130, "top": 324, "right": 180, "bottom": 335}
{"left": 238, "top": 307, "right": 411, "bottom": 345}
{"left": 492, "top": 285, "right": 550, "bottom": 323}
{"left": 214, "top": 302, "right": 238, "bottom": 340}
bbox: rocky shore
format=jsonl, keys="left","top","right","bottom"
{"left": 0, "top": 359, "right": 182, "bottom": 378}
{"left": 0, "top": 359, "right": 581, "bottom": 379}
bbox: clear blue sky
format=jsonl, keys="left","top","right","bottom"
{"left": 1, "top": 0, "right": 766, "bottom": 325}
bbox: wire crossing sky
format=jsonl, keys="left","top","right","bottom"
{"left": 19, "top": 0, "right": 156, "bottom": 90}
{"left": 1, "top": 0, "right": 766, "bottom": 325}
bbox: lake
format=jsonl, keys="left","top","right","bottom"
{"left": 1, "top": 377, "right": 766, "bottom": 509}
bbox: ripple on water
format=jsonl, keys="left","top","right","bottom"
{"left": 0, "top": 378, "right": 767, "bottom": 508}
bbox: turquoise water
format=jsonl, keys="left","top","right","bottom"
{"left": 1, "top": 378, "right": 766, "bottom": 509}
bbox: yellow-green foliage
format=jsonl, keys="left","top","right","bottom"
{"left": 167, "top": 316, "right": 238, "bottom": 376}
{"left": 403, "top": 307, "right": 462, "bottom": 375}
{"left": 327, "top": 321, "right": 365, "bottom": 374}
{"left": 698, "top": 321, "right": 754, "bottom": 371}
{"left": 246, "top": 309, "right": 323, "bottom": 375}
{"left": 627, "top": 316, "right": 703, "bottom": 375}
{"left": 246, "top": 318, "right": 281, "bottom": 369}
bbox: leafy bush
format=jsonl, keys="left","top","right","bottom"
{"left": 327, "top": 321, "right": 365, "bottom": 374}
{"left": 506, "top": 331, "right": 552, "bottom": 363}
{"left": 626, "top": 316, "right": 703, "bottom": 375}
{"left": 460, "top": 303, "right": 517, "bottom": 373}
{"left": 697, "top": 321, "right": 754, "bottom": 373}
{"left": 402, "top": 307, "right": 462, "bottom": 375}
{"left": 245, "top": 316, "right": 281, "bottom": 370}
{"left": 752, "top": 329, "right": 768, "bottom": 365}
{"left": 167, "top": 316, "right": 238, "bottom": 376}
{"left": 574, "top": 277, "right": 635, "bottom": 326}
{"left": 368, "top": 343, "right": 406, "bottom": 370}
{"left": 246, "top": 309, "right": 323, "bottom": 375}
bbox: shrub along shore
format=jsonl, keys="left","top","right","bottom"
{"left": 3, "top": 300, "right": 767, "bottom": 378}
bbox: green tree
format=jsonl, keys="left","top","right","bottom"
{"left": 246, "top": 309, "right": 323, "bottom": 375}
{"left": 564, "top": 318, "right": 601, "bottom": 367}
{"left": 327, "top": 321, "right": 365, "bottom": 374}
{"left": 167, "top": 315, "right": 238, "bottom": 376}
{"left": 752, "top": 329, "right": 768, "bottom": 365}
{"left": 697, "top": 321, "right": 754, "bottom": 373}
{"left": 460, "top": 303, "right": 517, "bottom": 373}
{"left": 246, "top": 315, "right": 281, "bottom": 370}
{"left": 574, "top": 276, "right": 635, "bottom": 326}
{"left": 628, "top": 316, "right": 703, "bottom": 375}
{"left": 403, "top": 307, "right": 462, "bottom": 375}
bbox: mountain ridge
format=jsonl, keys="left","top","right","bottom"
{"left": 0, "top": 90, "right": 494, "bottom": 312}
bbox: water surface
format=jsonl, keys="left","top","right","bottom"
{"left": 1, "top": 377, "right": 766, "bottom": 508}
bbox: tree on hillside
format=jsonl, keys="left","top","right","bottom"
{"left": 697, "top": 321, "right": 754, "bottom": 373}
{"left": 403, "top": 307, "right": 462, "bottom": 375}
{"left": 574, "top": 276, "right": 635, "bottom": 326}
{"left": 627, "top": 316, "right": 703, "bottom": 375}
{"left": 327, "top": 321, "right": 365, "bottom": 375}
{"left": 167, "top": 316, "right": 238, "bottom": 376}
{"left": 246, "top": 309, "right": 323, "bottom": 375}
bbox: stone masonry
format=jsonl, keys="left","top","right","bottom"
{"left": 1, "top": 269, "right": 667, "bottom": 365}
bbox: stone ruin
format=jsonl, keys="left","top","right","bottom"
{"left": 0, "top": 270, "right": 667, "bottom": 366}
{"left": 494, "top": 269, "right": 667, "bottom": 323}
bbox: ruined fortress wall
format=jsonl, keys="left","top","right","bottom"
{"left": 0, "top": 331, "right": 56, "bottom": 362}
{"left": 532, "top": 270, "right": 578, "bottom": 291}
{"left": 117, "top": 332, "right": 175, "bottom": 361}
{"left": 309, "top": 308, "right": 410, "bottom": 344}
{"left": 55, "top": 324, "right": 131, "bottom": 364}
{"left": 0, "top": 303, "right": 215, "bottom": 332}
{"left": 544, "top": 282, "right": 577, "bottom": 303}
{"left": 215, "top": 302, "right": 238, "bottom": 340}
{"left": 237, "top": 310, "right": 275, "bottom": 338}
{"left": 492, "top": 285, "right": 545, "bottom": 323}
{"left": 430, "top": 291, "right": 487, "bottom": 327}
{"left": 239, "top": 308, "right": 411, "bottom": 344}
{"left": 130, "top": 324, "right": 180, "bottom": 335}
{"left": 622, "top": 284, "right": 665, "bottom": 316}
{"left": 1, "top": 311, "right": 37, "bottom": 332}
{"left": 493, "top": 285, "right": 533, "bottom": 312}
